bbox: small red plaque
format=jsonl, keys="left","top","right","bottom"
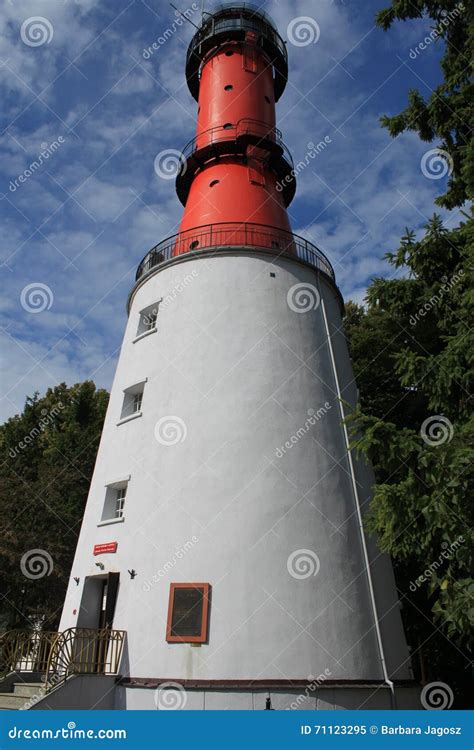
{"left": 93, "top": 542, "right": 118, "bottom": 556}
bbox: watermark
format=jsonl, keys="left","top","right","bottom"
{"left": 9, "top": 403, "right": 65, "bottom": 458}
{"left": 20, "top": 282, "right": 54, "bottom": 313}
{"left": 420, "top": 148, "right": 454, "bottom": 180}
{"left": 20, "top": 549, "right": 54, "bottom": 580}
{"left": 409, "top": 270, "right": 464, "bottom": 325}
{"left": 143, "top": 537, "right": 199, "bottom": 591}
{"left": 287, "top": 17, "right": 320, "bottom": 47}
{"left": 9, "top": 137, "right": 66, "bottom": 192}
{"left": 421, "top": 681, "right": 454, "bottom": 710}
{"left": 287, "top": 549, "right": 320, "bottom": 580}
{"left": 154, "top": 149, "right": 187, "bottom": 180}
{"left": 276, "top": 138, "right": 332, "bottom": 193}
{"left": 275, "top": 403, "right": 332, "bottom": 458}
{"left": 154, "top": 682, "right": 187, "bottom": 710}
{"left": 20, "top": 17, "right": 54, "bottom": 47}
{"left": 20, "top": 674, "right": 61, "bottom": 710}
{"left": 409, "top": 3, "right": 464, "bottom": 59}
{"left": 9, "top": 725, "right": 127, "bottom": 740}
{"left": 161, "top": 270, "right": 199, "bottom": 310}
{"left": 287, "top": 283, "right": 321, "bottom": 313}
{"left": 154, "top": 416, "right": 187, "bottom": 446}
{"left": 142, "top": 3, "right": 199, "bottom": 59}
{"left": 409, "top": 536, "right": 465, "bottom": 591}
{"left": 287, "top": 670, "right": 332, "bottom": 709}
{"left": 420, "top": 415, "right": 454, "bottom": 446}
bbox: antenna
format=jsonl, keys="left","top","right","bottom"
{"left": 169, "top": 2, "right": 201, "bottom": 29}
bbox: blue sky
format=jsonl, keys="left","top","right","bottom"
{"left": 0, "top": 0, "right": 459, "bottom": 421}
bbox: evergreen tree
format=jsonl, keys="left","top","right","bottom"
{"left": 0, "top": 382, "right": 108, "bottom": 631}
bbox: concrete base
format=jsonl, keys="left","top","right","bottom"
{"left": 118, "top": 685, "right": 421, "bottom": 711}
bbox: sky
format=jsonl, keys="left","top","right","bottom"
{"left": 0, "top": 0, "right": 458, "bottom": 422}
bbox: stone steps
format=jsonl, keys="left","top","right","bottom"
{"left": 0, "top": 681, "right": 46, "bottom": 710}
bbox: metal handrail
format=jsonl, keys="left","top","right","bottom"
{"left": 45, "top": 627, "right": 126, "bottom": 693}
{"left": 135, "top": 222, "right": 335, "bottom": 283}
{"left": 0, "top": 630, "right": 57, "bottom": 679}
{"left": 181, "top": 118, "right": 293, "bottom": 169}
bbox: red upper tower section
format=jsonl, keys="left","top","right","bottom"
{"left": 134, "top": 4, "right": 336, "bottom": 289}
{"left": 174, "top": 3, "right": 295, "bottom": 255}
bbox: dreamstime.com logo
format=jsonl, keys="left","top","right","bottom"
{"left": 287, "top": 670, "right": 332, "bottom": 709}
{"left": 20, "top": 16, "right": 54, "bottom": 46}
{"left": 9, "top": 137, "right": 66, "bottom": 193}
{"left": 409, "top": 536, "right": 464, "bottom": 592}
{"left": 8, "top": 723, "right": 127, "bottom": 740}
{"left": 154, "top": 416, "right": 187, "bottom": 446}
{"left": 143, "top": 536, "right": 199, "bottom": 592}
{"left": 20, "top": 282, "right": 54, "bottom": 313}
{"left": 287, "top": 283, "right": 321, "bottom": 313}
{"left": 287, "top": 549, "right": 321, "bottom": 579}
{"left": 420, "top": 416, "right": 454, "bottom": 446}
{"left": 421, "top": 682, "right": 454, "bottom": 710}
{"left": 142, "top": 3, "right": 199, "bottom": 59}
{"left": 154, "top": 682, "right": 188, "bottom": 710}
{"left": 9, "top": 402, "right": 65, "bottom": 458}
{"left": 287, "top": 17, "right": 320, "bottom": 46}
{"left": 154, "top": 149, "right": 187, "bottom": 180}
{"left": 276, "top": 138, "right": 332, "bottom": 193}
{"left": 20, "top": 549, "right": 54, "bottom": 580}
{"left": 420, "top": 148, "right": 454, "bottom": 181}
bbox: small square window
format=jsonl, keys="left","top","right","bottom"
{"left": 120, "top": 381, "right": 145, "bottom": 420}
{"left": 166, "top": 583, "right": 210, "bottom": 643}
{"left": 137, "top": 302, "right": 159, "bottom": 337}
{"left": 101, "top": 479, "right": 129, "bottom": 522}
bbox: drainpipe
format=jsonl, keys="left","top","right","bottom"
{"left": 320, "top": 295, "right": 396, "bottom": 710}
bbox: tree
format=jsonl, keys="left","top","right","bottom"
{"left": 0, "top": 382, "right": 108, "bottom": 631}
{"left": 344, "top": 0, "right": 473, "bottom": 706}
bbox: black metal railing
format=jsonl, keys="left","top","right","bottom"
{"left": 135, "top": 222, "right": 335, "bottom": 283}
{"left": 181, "top": 118, "right": 293, "bottom": 169}
{"left": 186, "top": 5, "right": 288, "bottom": 101}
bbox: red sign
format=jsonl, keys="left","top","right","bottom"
{"left": 93, "top": 542, "right": 118, "bottom": 556}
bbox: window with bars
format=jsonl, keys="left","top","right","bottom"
{"left": 137, "top": 302, "right": 160, "bottom": 337}
{"left": 120, "top": 381, "right": 146, "bottom": 421}
{"left": 101, "top": 479, "right": 130, "bottom": 524}
{"left": 115, "top": 487, "right": 126, "bottom": 518}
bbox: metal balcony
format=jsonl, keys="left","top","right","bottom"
{"left": 186, "top": 3, "right": 288, "bottom": 101}
{"left": 176, "top": 119, "right": 296, "bottom": 207}
{"left": 135, "top": 222, "right": 335, "bottom": 283}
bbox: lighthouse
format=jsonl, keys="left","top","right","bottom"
{"left": 56, "top": 3, "right": 419, "bottom": 710}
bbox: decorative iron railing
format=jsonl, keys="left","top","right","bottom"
{"left": 135, "top": 222, "right": 335, "bottom": 283}
{"left": 0, "top": 630, "right": 57, "bottom": 679}
{"left": 0, "top": 628, "right": 126, "bottom": 694}
{"left": 45, "top": 628, "right": 126, "bottom": 692}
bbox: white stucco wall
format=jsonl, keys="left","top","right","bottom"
{"left": 59, "top": 251, "right": 411, "bottom": 686}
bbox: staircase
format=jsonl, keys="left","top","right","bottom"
{"left": 0, "top": 681, "right": 45, "bottom": 710}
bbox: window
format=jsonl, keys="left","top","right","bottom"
{"left": 223, "top": 122, "right": 233, "bottom": 130}
{"left": 225, "top": 50, "right": 234, "bottom": 57}
{"left": 209, "top": 180, "right": 220, "bottom": 188}
{"left": 101, "top": 478, "right": 130, "bottom": 523}
{"left": 120, "top": 381, "right": 146, "bottom": 422}
{"left": 189, "top": 240, "right": 200, "bottom": 250}
{"left": 166, "top": 583, "right": 210, "bottom": 643}
{"left": 137, "top": 302, "right": 159, "bottom": 338}
{"left": 115, "top": 487, "right": 126, "bottom": 518}
{"left": 224, "top": 84, "right": 233, "bottom": 91}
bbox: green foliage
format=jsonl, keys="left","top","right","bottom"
{"left": 344, "top": 0, "right": 474, "bottom": 703}
{"left": 376, "top": 0, "right": 473, "bottom": 208}
{"left": 0, "top": 382, "right": 108, "bottom": 631}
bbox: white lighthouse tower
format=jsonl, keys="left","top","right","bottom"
{"left": 55, "top": 4, "right": 419, "bottom": 711}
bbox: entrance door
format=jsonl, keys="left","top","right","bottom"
{"left": 77, "top": 573, "right": 120, "bottom": 672}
